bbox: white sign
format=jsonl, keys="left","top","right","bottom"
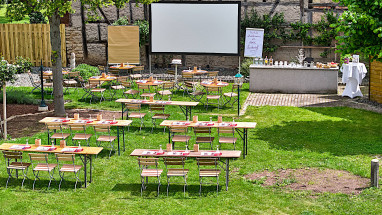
{"left": 244, "top": 28, "right": 264, "bottom": 58}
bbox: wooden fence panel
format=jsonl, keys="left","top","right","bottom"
{"left": 370, "top": 60, "right": 382, "bottom": 104}
{"left": 0, "top": 24, "right": 66, "bottom": 67}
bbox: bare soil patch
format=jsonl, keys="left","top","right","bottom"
{"left": 245, "top": 168, "right": 369, "bottom": 195}
{"left": 2, "top": 104, "right": 122, "bottom": 139}
{"left": 0, "top": 104, "right": 54, "bottom": 119}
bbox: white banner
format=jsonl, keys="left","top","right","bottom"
{"left": 244, "top": 28, "right": 264, "bottom": 58}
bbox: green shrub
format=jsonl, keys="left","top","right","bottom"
{"left": 240, "top": 58, "right": 253, "bottom": 77}
{"left": 29, "top": 12, "right": 47, "bottom": 24}
{"left": 0, "top": 90, "right": 39, "bottom": 105}
{"left": 71, "top": 64, "right": 99, "bottom": 81}
{"left": 15, "top": 56, "right": 33, "bottom": 74}
{"left": 134, "top": 20, "right": 149, "bottom": 47}
{"left": 112, "top": 16, "right": 129, "bottom": 26}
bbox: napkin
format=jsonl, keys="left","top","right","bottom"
{"left": 155, "top": 101, "right": 171, "bottom": 104}
{"left": 36, "top": 146, "right": 56, "bottom": 151}
{"left": 219, "top": 123, "right": 237, "bottom": 127}
{"left": 198, "top": 122, "right": 214, "bottom": 126}
{"left": 201, "top": 151, "right": 222, "bottom": 156}
{"left": 131, "top": 100, "right": 143, "bottom": 103}
{"left": 172, "top": 121, "right": 191, "bottom": 126}
{"left": 10, "top": 145, "right": 31, "bottom": 150}
{"left": 61, "top": 147, "right": 83, "bottom": 152}
{"left": 167, "top": 151, "right": 188, "bottom": 156}
{"left": 142, "top": 151, "right": 156, "bottom": 155}
{"left": 202, "top": 81, "right": 212, "bottom": 85}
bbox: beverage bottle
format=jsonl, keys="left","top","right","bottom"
{"left": 264, "top": 56, "right": 269, "bottom": 65}
{"left": 259, "top": 57, "right": 263, "bottom": 65}
{"left": 269, "top": 56, "right": 273, "bottom": 66}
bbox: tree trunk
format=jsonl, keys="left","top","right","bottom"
{"left": 3, "top": 83, "right": 6, "bottom": 140}
{"left": 49, "top": 11, "right": 66, "bottom": 116}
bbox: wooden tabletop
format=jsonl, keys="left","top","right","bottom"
{"left": 0, "top": 143, "right": 103, "bottom": 155}
{"left": 201, "top": 81, "right": 229, "bottom": 87}
{"left": 110, "top": 65, "right": 135, "bottom": 70}
{"left": 130, "top": 149, "right": 241, "bottom": 158}
{"left": 115, "top": 99, "right": 199, "bottom": 107}
{"left": 182, "top": 70, "right": 209, "bottom": 75}
{"left": 160, "top": 120, "right": 257, "bottom": 129}
{"left": 136, "top": 79, "right": 164, "bottom": 86}
{"left": 43, "top": 71, "right": 69, "bottom": 76}
{"left": 89, "top": 75, "right": 117, "bottom": 82}
{"left": 39, "top": 117, "right": 133, "bottom": 127}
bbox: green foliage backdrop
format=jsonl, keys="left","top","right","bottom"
{"left": 333, "top": 0, "right": 382, "bottom": 61}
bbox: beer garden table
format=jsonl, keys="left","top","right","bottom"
{"left": 130, "top": 148, "right": 241, "bottom": 191}
{"left": 116, "top": 99, "right": 199, "bottom": 120}
{"left": 39, "top": 117, "right": 132, "bottom": 155}
{"left": 160, "top": 120, "right": 257, "bottom": 159}
{"left": 0, "top": 143, "right": 102, "bottom": 188}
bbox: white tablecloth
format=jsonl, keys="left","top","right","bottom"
{"left": 340, "top": 63, "right": 367, "bottom": 98}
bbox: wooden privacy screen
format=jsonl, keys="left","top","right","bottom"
{"left": 370, "top": 60, "right": 382, "bottom": 104}
{"left": 108, "top": 26, "right": 139, "bottom": 64}
{"left": 0, "top": 24, "right": 66, "bottom": 67}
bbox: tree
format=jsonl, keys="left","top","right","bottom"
{"left": 6, "top": 0, "right": 155, "bottom": 116}
{"left": 0, "top": 58, "right": 18, "bottom": 139}
{"left": 333, "top": 0, "right": 382, "bottom": 61}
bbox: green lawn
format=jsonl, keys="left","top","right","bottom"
{"left": 0, "top": 85, "right": 382, "bottom": 214}
{"left": 0, "top": 5, "right": 29, "bottom": 24}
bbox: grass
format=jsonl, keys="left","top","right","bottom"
{"left": 1, "top": 85, "right": 382, "bottom": 214}
{"left": 0, "top": 5, "right": 29, "bottom": 24}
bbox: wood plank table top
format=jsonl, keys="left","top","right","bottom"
{"left": 201, "top": 81, "right": 229, "bottom": 87}
{"left": 136, "top": 79, "right": 165, "bottom": 86}
{"left": 43, "top": 71, "right": 69, "bottom": 76}
{"left": 130, "top": 149, "right": 241, "bottom": 158}
{"left": 39, "top": 117, "right": 133, "bottom": 127}
{"left": 110, "top": 65, "right": 135, "bottom": 70}
{"left": 0, "top": 143, "right": 103, "bottom": 155}
{"left": 160, "top": 120, "right": 257, "bottom": 129}
{"left": 115, "top": 99, "right": 199, "bottom": 107}
{"left": 88, "top": 75, "right": 117, "bottom": 82}
{"left": 182, "top": 70, "right": 209, "bottom": 75}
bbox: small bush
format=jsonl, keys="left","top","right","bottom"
{"left": 71, "top": 64, "right": 99, "bottom": 81}
{"left": 15, "top": 56, "right": 33, "bottom": 74}
{"left": 240, "top": 58, "right": 253, "bottom": 77}
{"left": 112, "top": 16, "right": 129, "bottom": 26}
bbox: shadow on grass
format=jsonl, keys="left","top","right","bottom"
{"left": 0, "top": 177, "right": 83, "bottom": 191}
{"left": 256, "top": 118, "right": 382, "bottom": 156}
{"left": 112, "top": 183, "right": 222, "bottom": 198}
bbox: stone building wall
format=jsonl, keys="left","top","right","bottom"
{"left": 65, "top": 0, "right": 341, "bottom": 69}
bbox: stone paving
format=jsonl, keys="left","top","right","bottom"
{"left": 245, "top": 93, "right": 343, "bottom": 107}
{"left": 241, "top": 85, "right": 382, "bottom": 115}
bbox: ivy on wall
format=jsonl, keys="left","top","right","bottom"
{"left": 289, "top": 11, "right": 339, "bottom": 58}
{"left": 241, "top": 10, "right": 289, "bottom": 54}
{"left": 241, "top": 10, "right": 339, "bottom": 58}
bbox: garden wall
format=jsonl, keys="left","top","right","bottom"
{"left": 65, "top": 0, "right": 341, "bottom": 69}
{"left": 370, "top": 60, "right": 382, "bottom": 104}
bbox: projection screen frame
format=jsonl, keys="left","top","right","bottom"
{"left": 149, "top": 1, "right": 241, "bottom": 56}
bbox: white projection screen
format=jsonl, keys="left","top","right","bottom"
{"left": 150, "top": 2, "right": 241, "bottom": 55}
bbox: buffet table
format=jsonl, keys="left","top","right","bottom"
{"left": 249, "top": 65, "right": 338, "bottom": 93}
